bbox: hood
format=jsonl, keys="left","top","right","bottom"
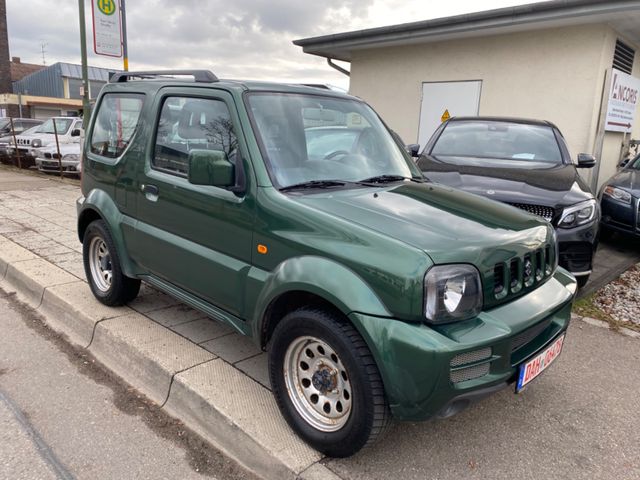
{"left": 419, "top": 156, "right": 593, "bottom": 210}
{"left": 606, "top": 169, "right": 640, "bottom": 196}
{"left": 293, "top": 182, "right": 552, "bottom": 268}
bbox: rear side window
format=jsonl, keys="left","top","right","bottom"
{"left": 90, "top": 93, "right": 144, "bottom": 158}
{"left": 152, "top": 97, "right": 238, "bottom": 177}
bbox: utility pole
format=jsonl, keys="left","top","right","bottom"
{"left": 78, "top": 0, "right": 90, "bottom": 129}
{"left": 121, "top": 0, "right": 128, "bottom": 71}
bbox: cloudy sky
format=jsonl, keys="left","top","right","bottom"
{"left": 6, "top": 0, "right": 544, "bottom": 89}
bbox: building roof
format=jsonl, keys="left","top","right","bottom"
{"left": 294, "top": 0, "right": 640, "bottom": 61}
{"left": 10, "top": 58, "right": 44, "bottom": 82}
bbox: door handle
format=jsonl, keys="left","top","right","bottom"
{"left": 141, "top": 184, "right": 159, "bottom": 195}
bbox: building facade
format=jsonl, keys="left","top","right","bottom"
{"left": 295, "top": 0, "right": 640, "bottom": 189}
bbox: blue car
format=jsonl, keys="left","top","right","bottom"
{"left": 599, "top": 152, "right": 640, "bottom": 237}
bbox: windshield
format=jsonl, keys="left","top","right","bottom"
{"left": 38, "top": 118, "right": 74, "bottom": 135}
{"left": 0, "top": 118, "right": 10, "bottom": 131}
{"left": 430, "top": 121, "right": 563, "bottom": 168}
{"left": 629, "top": 153, "right": 640, "bottom": 170}
{"left": 247, "top": 93, "right": 420, "bottom": 189}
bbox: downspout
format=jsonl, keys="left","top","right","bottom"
{"left": 327, "top": 58, "right": 350, "bottom": 77}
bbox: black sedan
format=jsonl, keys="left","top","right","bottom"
{"left": 417, "top": 117, "right": 599, "bottom": 287}
{"left": 599, "top": 152, "right": 640, "bottom": 237}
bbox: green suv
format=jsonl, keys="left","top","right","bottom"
{"left": 77, "top": 70, "right": 577, "bottom": 457}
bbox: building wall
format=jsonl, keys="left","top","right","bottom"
{"left": 349, "top": 23, "right": 639, "bottom": 188}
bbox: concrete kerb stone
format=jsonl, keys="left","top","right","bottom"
{"left": 4, "top": 258, "right": 77, "bottom": 307}
{"left": 89, "top": 314, "right": 216, "bottom": 405}
{"left": 39, "top": 281, "right": 135, "bottom": 348}
{"left": 0, "top": 237, "right": 39, "bottom": 281}
{"left": 163, "top": 360, "right": 323, "bottom": 480}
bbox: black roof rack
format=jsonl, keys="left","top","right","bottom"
{"left": 109, "top": 70, "right": 218, "bottom": 83}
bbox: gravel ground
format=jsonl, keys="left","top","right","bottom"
{"left": 592, "top": 262, "right": 640, "bottom": 326}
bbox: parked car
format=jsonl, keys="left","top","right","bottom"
{"left": 0, "top": 124, "right": 42, "bottom": 165}
{"left": 599, "top": 151, "right": 640, "bottom": 237}
{"left": 9, "top": 117, "right": 82, "bottom": 168}
{"left": 417, "top": 117, "right": 599, "bottom": 288}
{"left": 78, "top": 71, "right": 576, "bottom": 457}
{"left": 0, "top": 117, "right": 42, "bottom": 136}
{"left": 34, "top": 142, "right": 81, "bottom": 175}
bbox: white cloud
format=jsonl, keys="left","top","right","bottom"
{"left": 6, "top": 0, "right": 542, "bottom": 90}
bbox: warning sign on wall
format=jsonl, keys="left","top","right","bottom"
{"left": 441, "top": 109, "right": 451, "bottom": 123}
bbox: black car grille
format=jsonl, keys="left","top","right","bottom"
{"left": 508, "top": 203, "right": 555, "bottom": 222}
{"left": 492, "top": 244, "right": 555, "bottom": 300}
{"left": 511, "top": 319, "right": 552, "bottom": 354}
{"left": 44, "top": 152, "right": 61, "bottom": 159}
{"left": 636, "top": 200, "right": 640, "bottom": 231}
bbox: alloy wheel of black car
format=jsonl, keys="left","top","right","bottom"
{"left": 268, "top": 308, "right": 390, "bottom": 457}
{"left": 83, "top": 220, "right": 141, "bottom": 306}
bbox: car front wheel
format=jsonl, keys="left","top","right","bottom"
{"left": 268, "top": 308, "right": 390, "bottom": 457}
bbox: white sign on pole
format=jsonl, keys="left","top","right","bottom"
{"left": 605, "top": 69, "right": 640, "bottom": 133}
{"left": 91, "top": 0, "right": 122, "bottom": 57}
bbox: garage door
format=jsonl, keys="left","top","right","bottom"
{"left": 417, "top": 81, "right": 482, "bottom": 148}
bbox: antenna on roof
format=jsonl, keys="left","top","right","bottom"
{"left": 40, "top": 40, "right": 48, "bottom": 66}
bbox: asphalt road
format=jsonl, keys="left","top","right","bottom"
{"left": 0, "top": 289, "right": 256, "bottom": 480}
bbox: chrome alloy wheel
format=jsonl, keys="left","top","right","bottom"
{"left": 283, "top": 336, "right": 352, "bottom": 432}
{"left": 89, "top": 236, "right": 112, "bottom": 292}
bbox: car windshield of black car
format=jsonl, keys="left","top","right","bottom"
{"left": 431, "top": 121, "right": 563, "bottom": 168}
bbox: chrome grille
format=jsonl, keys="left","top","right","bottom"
{"left": 450, "top": 348, "right": 492, "bottom": 367}
{"left": 508, "top": 203, "right": 555, "bottom": 222}
{"left": 493, "top": 244, "right": 555, "bottom": 299}
{"left": 450, "top": 363, "right": 490, "bottom": 383}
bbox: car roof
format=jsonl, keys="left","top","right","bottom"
{"left": 447, "top": 116, "right": 557, "bottom": 129}
{"left": 103, "top": 71, "right": 359, "bottom": 101}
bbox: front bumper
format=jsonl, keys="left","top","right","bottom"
{"left": 350, "top": 267, "right": 576, "bottom": 421}
{"left": 600, "top": 194, "right": 639, "bottom": 237}
{"left": 556, "top": 220, "right": 598, "bottom": 276}
{"left": 36, "top": 158, "right": 80, "bottom": 173}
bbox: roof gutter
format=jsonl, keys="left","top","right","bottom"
{"left": 293, "top": 0, "right": 640, "bottom": 61}
{"left": 327, "top": 58, "right": 350, "bottom": 77}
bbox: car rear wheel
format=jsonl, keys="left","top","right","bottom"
{"left": 83, "top": 220, "right": 140, "bottom": 306}
{"left": 268, "top": 308, "right": 390, "bottom": 457}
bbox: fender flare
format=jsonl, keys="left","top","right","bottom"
{"left": 250, "top": 255, "right": 392, "bottom": 340}
{"left": 77, "top": 189, "right": 138, "bottom": 277}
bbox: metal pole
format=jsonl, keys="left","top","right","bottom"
{"left": 121, "top": 0, "right": 128, "bottom": 71}
{"left": 53, "top": 119, "right": 63, "bottom": 178}
{"left": 78, "top": 0, "right": 91, "bottom": 129}
{"left": 9, "top": 117, "right": 21, "bottom": 169}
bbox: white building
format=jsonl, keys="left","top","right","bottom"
{"left": 295, "top": 0, "right": 640, "bottom": 190}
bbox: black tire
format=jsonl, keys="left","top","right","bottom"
{"left": 268, "top": 308, "right": 390, "bottom": 457}
{"left": 83, "top": 219, "right": 140, "bottom": 306}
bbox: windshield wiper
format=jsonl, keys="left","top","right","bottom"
{"left": 357, "top": 174, "right": 424, "bottom": 184}
{"left": 279, "top": 180, "right": 348, "bottom": 192}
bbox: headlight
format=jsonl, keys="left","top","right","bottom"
{"left": 31, "top": 139, "right": 42, "bottom": 148}
{"left": 63, "top": 154, "right": 79, "bottom": 161}
{"left": 425, "top": 264, "right": 483, "bottom": 324}
{"left": 603, "top": 185, "right": 632, "bottom": 204}
{"left": 558, "top": 199, "right": 596, "bottom": 229}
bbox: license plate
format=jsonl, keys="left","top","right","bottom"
{"left": 516, "top": 334, "right": 565, "bottom": 392}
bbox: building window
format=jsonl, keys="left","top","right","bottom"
{"left": 613, "top": 39, "right": 635, "bottom": 74}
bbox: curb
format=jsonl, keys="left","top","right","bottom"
{"left": 0, "top": 236, "right": 338, "bottom": 480}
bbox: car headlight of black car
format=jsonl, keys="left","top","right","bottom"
{"left": 602, "top": 185, "right": 632, "bottom": 204}
{"left": 558, "top": 199, "right": 596, "bottom": 229}
{"left": 425, "top": 264, "right": 483, "bottom": 324}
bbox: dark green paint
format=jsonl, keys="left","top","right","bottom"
{"left": 78, "top": 77, "right": 577, "bottom": 421}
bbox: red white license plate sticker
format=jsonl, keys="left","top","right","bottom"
{"left": 516, "top": 334, "right": 565, "bottom": 392}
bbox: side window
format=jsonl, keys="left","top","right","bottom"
{"left": 152, "top": 97, "right": 238, "bottom": 177}
{"left": 90, "top": 93, "right": 144, "bottom": 158}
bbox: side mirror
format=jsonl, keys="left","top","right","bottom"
{"left": 188, "top": 149, "right": 235, "bottom": 187}
{"left": 406, "top": 144, "right": 420, "bottom": 157}
{"left": 71, "top": 129, "right": 82, "bottom": 137}
{"left": 577, "top": 153, "right": 596, "bottom": 168}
